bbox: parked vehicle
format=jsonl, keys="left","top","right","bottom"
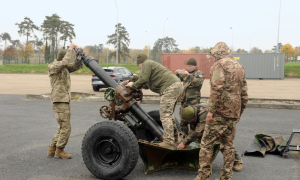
{"left": 91, "top": 66, "right": 135, "bottom": 91}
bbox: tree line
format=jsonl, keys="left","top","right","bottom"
{"left": 1, "top": 18, "right": 299, "bottom": 64}
{"left": 0, "top": 14, "right": 75, "bottom": 63}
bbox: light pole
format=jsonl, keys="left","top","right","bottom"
{"left": 276, "top": 0, "right": 281, "bottom": 53}
{"left": 250, "top": 32, "right": 254, "bottom": 52}
{"left": 107, "top": 47, "right": 109, "bottom": 64}
{"left": 145, "top": 31, "right": 149, "bottom": 58}
{"left": 230, "top": 27, "right": 233, "bottom": 52}
{"left": 0, "top": 45, "right": 3, "bottom": 61}
{"left": 163, "top": 18, "right": 169, "bottom": 54}
{"left": 114, "top": 0, "right": 119, "bottom": 64}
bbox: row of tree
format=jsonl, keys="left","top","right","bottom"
{"left": 0, "top": 14, "right": 75, "bottom": 63}
{"left": 1, "top": 18, "right": 299, "bottom": 63}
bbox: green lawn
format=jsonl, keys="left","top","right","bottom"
{"left": 0, "top": 63, "right": 141, "bottom": 75}
{"left": 285, "top": 62, "right": 300, "bottom": 78}
{"left": 1, "top": 62, "right": 299, "bottom": 78}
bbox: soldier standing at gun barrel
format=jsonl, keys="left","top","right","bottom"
{"left": 175, "top": 57, "right": 204, "bottom": 135}
{"left": 126, "top": 53, "right": 184, "bottom": 149}
{"left": 47, "top": 43, "right": 81, "bottom": 159}
{"left": 194, "top": 42, "right": 248, "bottom": 180}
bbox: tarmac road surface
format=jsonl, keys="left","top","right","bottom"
{"left": 0, "top": 94, "right": 299, "bottom": 180}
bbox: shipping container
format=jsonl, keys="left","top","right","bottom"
{"left": 232, "top": 53, "right": 285, "bottom": 79}
{"left": 161, "top": 53, "right": 285, "bottom": 79}
{"left": 161, "top": 54, "right": 215, "bottom": 79}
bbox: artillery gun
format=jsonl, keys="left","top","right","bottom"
{"left": 75, "top": 48, "right": 219, "bottom": 180}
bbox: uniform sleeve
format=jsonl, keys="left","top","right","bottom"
{"left": 240, "top": 74, "right": 248, "bottom": 115}
{"left": 132, "top": 62, "right": 151, "bottom": 90}
{"left": 208, "top": 64, "right": 225, "bottom": 114}
{"left": 189, "top": 71, "right": 204, "bottom": 88}
{"left": 184, "top": 122, "right": 205, "bottom": 145}
{"left": 66, "top": 51, "right": 81, "bottom": 73}
{"left": 184, "top": 129, "right": 198, "bottom": 145}
{"left": 177, "top": 73, "right": 185, "bottom": 81}
{"left": 48, "top": 50, "right": 73, "bottom": 75}
{"left": 67, "top": 62, "right": 81, "bottom": 73}
{"left": 142, "top": 84, "right": 149, "bottom": 89}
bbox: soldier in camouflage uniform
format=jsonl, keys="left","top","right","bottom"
{"left": 177, "top": 104, "right": 243, "bottom": 171}
{"left": 175, "top": 57, "right": 204, "bottom": 135}
{"left": 47, "top": 43, "right": 81, "bottom": 159}
{"left": 126, "top": 53, "right": 183, "bottom": 149}
{"left": 194, "top": 42, "right": 248, "bottom": 180}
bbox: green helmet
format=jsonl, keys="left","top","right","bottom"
{"left": 182, "top": 106, "right": 195, "bottom": 121}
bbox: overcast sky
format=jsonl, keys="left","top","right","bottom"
{"left": 1, "top": 0, "right": 299, "bottom": 52}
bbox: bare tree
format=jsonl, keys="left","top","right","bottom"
{"left": 250, "top": 47, "right": 263, "bottom": 53}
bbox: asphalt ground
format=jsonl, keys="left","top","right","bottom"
{"left": 0, "top": 95, "right": 300, "bottom": 180}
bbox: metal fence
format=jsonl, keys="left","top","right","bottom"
{"left": 0, "top": 53, "right": 160, "bottom": 65}
{"left": 1, "top": 54, "right": 47, "bottom": 65}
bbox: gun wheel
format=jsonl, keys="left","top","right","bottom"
{"left": 82, "top": 121, "right": 138, "bottom": 180}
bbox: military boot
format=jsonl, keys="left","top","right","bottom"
{"left": 47, "top": 145, "right": 56, "bottom": 157}
{"left": 233, "top": 163, "right": 243, "bottom": 172}
{"left": 54, "top": 147, "right": 72, "bottom": 159}
{"left": 156, "top": 141, "right": 176, "bottom": 150}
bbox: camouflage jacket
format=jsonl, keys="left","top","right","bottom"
{"left": 209, "top": 42, "right": 248, "bottom": 118}
{"left": 48, "top": 50, "right": 81, "bottom": 103}
{"left": 177, "top": 68, "right": 204, "bottom": 100}
{"left": 182, "top": 104, "right": 208, "bottom": 145}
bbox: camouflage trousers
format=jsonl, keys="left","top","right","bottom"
{"left": 160, "top": 82, "right": 184, "bottom": 146}
{"left": 196, "top": 116, "right": 237, "bottom": 180}
{"left": 51, "top": 102, "right": 71, "bottom": 148}
{"left": 179, "top": 97, "right": 200, "bottom": 134}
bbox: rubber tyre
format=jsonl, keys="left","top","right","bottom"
{"left": 93, "top": 86, "right": 100, "bottom": 92}
{"left": 136, "top": 110, "right": 181, "bottom": 165}
{"left": 82, "top": 120, "right": 139, "bottom": 180}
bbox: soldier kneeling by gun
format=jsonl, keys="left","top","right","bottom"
{"left": 177, "top": 104, "right": 243, "bottom": 172}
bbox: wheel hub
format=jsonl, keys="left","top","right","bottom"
{"left": 95, "top": 138, "right": 121, "bottom": 165}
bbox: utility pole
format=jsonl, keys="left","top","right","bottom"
{"left": 276, "top": 0, "right": 281, "bottom": 53}
{"left": 163, "top": 18, "right": 169, "bottom": 54}
{"left": 114, "top": 0, "right": 119, "bottom": 64}
{"left": 145, "top": 31, "right": 149, "bottom": 58}
{"left": 230, "top": 27, "right": 233, "bottom": 52}
{"left": 250, "top": 32, "right": 254, "bottom": 52}
{"left": 107, "top": 47, "right": 109, "bottom": 64}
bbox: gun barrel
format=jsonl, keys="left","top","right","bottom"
{"left": 130, "top": 103, "right": 164, "bottom": 139}
{"left": 85, "top": 59, "right": 119, "bottom": 88}
{"left": 76, "top": 49, "right": 164, "bottom": 139}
